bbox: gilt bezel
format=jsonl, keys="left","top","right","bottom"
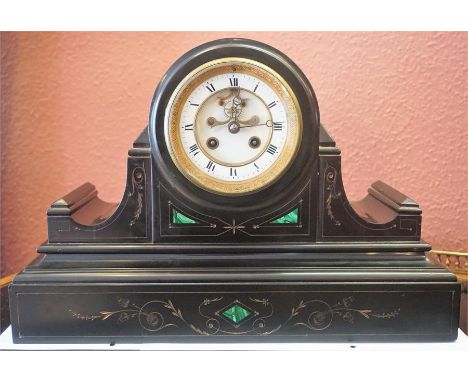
{"left": 164, "top": 58, "right": 302, "bottom": 195}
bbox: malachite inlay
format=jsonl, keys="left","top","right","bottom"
{"left": 270, "top": 207, "right": 299, "bottom": 224}
{"left": 222, "top": 304, "right": 251, "bottom": 324}
{"left": 172, "top": 210, "right": 197, "bottom": 225}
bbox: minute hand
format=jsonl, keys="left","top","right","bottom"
{"left": 239, "top": 120, "right": 273, "bottom": 129}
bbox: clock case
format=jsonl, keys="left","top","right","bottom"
{"left": 9, "top": 39, "right": 460, "bottom": 343}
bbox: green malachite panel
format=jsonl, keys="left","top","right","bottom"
{"left": 222, "top": 304, "right": 251, "bottom": 324}
{"left": 172, "top": 210, "right": 197, "bottom": 225}
{"left": 270, "top": 207, "right": 299, "bottom": 224}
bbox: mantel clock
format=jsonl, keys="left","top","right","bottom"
{"left": 9, "top": 39, "right": 460, "bottom": 343}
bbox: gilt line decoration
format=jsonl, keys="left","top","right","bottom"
{"left": 70, "top": 295, "right": 399, "bottom": 336}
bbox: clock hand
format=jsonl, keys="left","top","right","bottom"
{"left": 207, "top": 104, "right": 243, "bottom": 129}
{"left": 207, "top": 116, "right": 231, "bottom": 127}
{"left": 227, "top": 104, "right": 243, "bottom": 134}
{"left": 239, "top": 119, "right": 273, "bottom": 129}
{"left": 238, "top": 115, "right": 259, "bottom": 125}
{"left": 220, "top": 89, "right": 247, "bottom": 133}
{"left": 207, "top": 104, "right": 245, "bottom": 128}
{"left": 233, "top": 92, "right": 241, "bottom": 123}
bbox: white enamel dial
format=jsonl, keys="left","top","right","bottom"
{"left": 165, "top": 58, "right": 302, "bottom": 195}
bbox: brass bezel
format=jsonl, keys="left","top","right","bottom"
{"left": 164, "top": 57, "right": 303, "bottom": 196}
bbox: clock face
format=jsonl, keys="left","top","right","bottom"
{"left": 164, "top": 58, "right": 302, "bottom": 195}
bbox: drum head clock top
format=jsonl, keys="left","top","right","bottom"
{"left": 149, "top": 38, "right": 320, "bottom": 204}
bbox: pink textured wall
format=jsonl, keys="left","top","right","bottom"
{"left": 1, "top": 32, "right": 467, "bottom": 276}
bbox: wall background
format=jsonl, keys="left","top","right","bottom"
{"left": 1, "top": 32, "right": 467, "bottom": 276}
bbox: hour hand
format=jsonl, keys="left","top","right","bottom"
{"left": 238, "top": 115, "right": 260, "bottom": 126}
{"left": 207, "top": 116, "right": 231, "bottom": 127}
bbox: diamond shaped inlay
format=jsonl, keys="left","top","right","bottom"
{"left": 221, "top": 304, "right": 252, "bottom": 324}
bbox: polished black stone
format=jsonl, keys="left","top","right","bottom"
{"left": 9, "top": 39, "right": 460, "bottom": 343}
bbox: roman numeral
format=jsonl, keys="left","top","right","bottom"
{"left": 230, "top": 167, "right": 237, "bottom": 177}
{"left": 267, "top": 144, "right": 278, "bottom": 155}
{"left": 229, "top": 77, "right": 239, "bottom": 87}
{"left": 183, "top": 123, "right": 193, "bottom": 130}
{"left": 253, "top": 162, "right": 259, "bottom": 170}
{"left": 189, "top": 101, "right": 199, "bottom": 107}
{"left": 206, "top": 160, "right": 216, "bottom": 172}
{"left": 189, "top": 144, "right": 200, "bottom": 156}
{"left": 206, "top": 83, "right": 216, "bottom": 93}
{"left": 267, "top": 101, "right": 277, "bottom": 109}
{"left": 253, "top": 82, "right": 259, "bottom": 92}
{"left": 273, "top": 122, "right": 283, "bottom": 131}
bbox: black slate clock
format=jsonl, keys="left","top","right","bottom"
{"left": 8, "top": 38, "right": 460, "bottom": 343}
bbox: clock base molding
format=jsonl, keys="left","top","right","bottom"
{"left": 9, "top": 255, "right": 459, "bottom": 343}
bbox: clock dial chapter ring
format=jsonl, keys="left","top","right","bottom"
{"left": 165, "top": 58, "right": 302, "bottom": 196}
{"left": 194, "top": 87, "right": 274, "bottom": 167}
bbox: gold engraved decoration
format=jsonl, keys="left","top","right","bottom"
{"left": 70, "top": 295, "right": 399, "bottom": 336}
